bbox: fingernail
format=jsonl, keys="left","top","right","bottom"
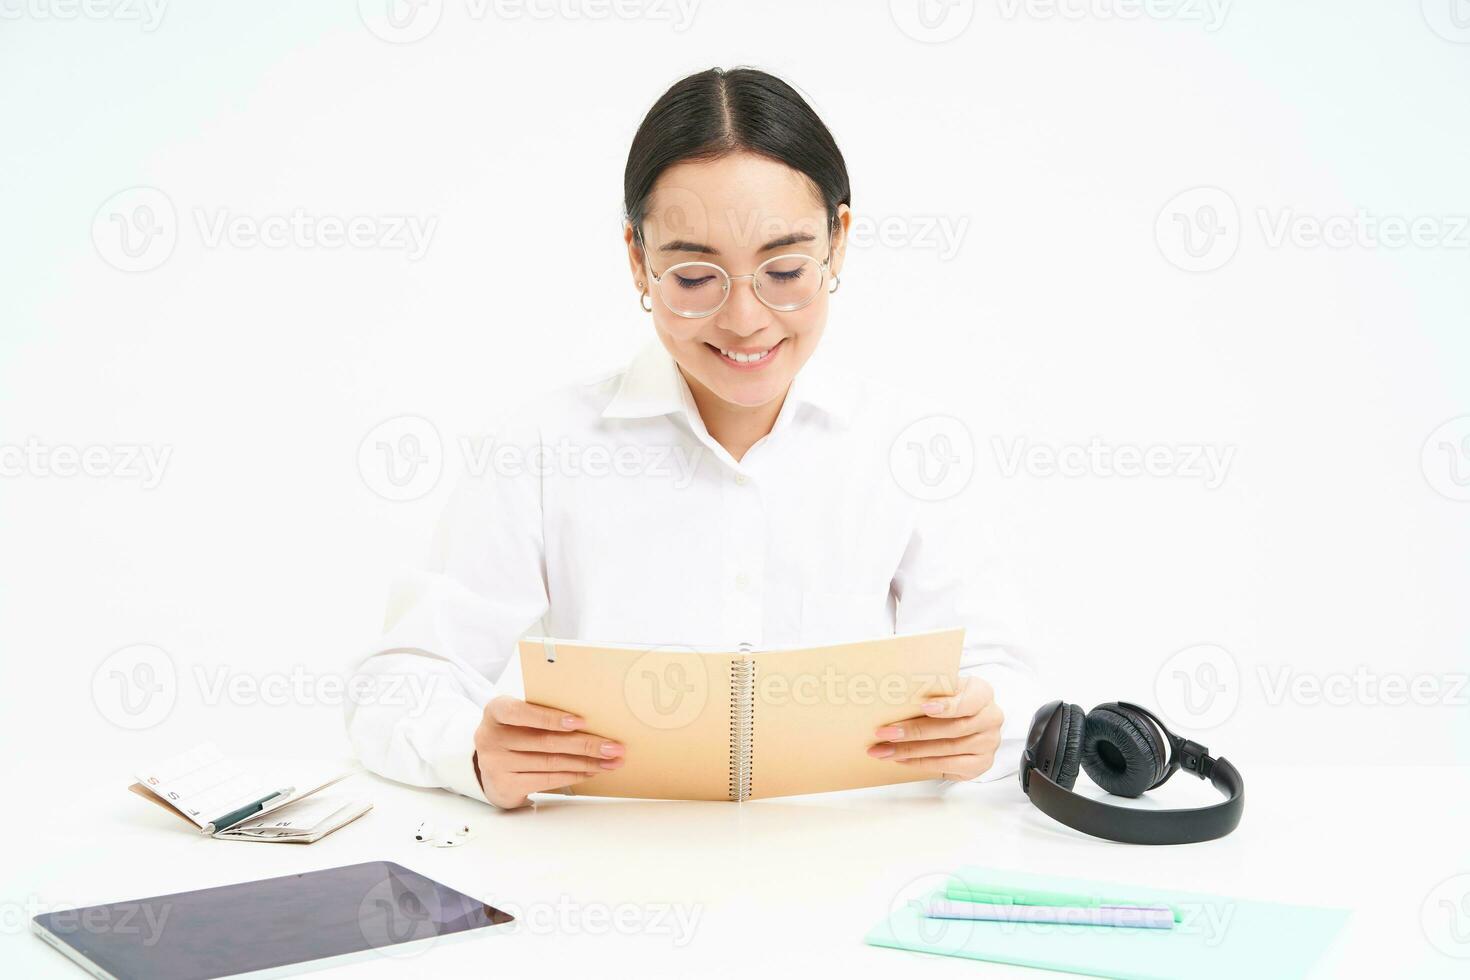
{"left": 868, "top": 744, "right": 895, "bottom": 758}
{"left": 875, "top": 725, "right": 903, "bottom": 740}
{"left": 600, "top": 742, "right": 624, "bottom": 758}
{"left": 599, "top": 759, "right": 624, "bottom": 770}
{"left": 561, "top": 716, "right": 581, "bottom": 730}
{"left": 921, "top": 701, "right": 945, "bottom": 715}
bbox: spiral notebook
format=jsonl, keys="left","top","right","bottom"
{"left": 519, "top": 628, "right": 962, "bottom": 801}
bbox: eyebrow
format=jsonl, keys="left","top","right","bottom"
{"left": 658, "top": 231, "right": 818, "bottom": 255}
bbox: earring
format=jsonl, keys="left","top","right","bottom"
{"left": 639, "top": 289, "right": 653, "bottom": 313}
{"left": 828, "top": 274, "right": 841, "bottom": 295}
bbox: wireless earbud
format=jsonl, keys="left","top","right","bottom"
{"left": 413, "top": 821, "right": 473, "bottom": 847}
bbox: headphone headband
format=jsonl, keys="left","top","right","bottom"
{"left": 1020, "top": 700, "right": 1245, "bottom": 845}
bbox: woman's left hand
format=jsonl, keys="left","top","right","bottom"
{"left": 867, "top": 675, "right": 1004, "bottom": 781}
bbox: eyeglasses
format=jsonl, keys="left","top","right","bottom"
{"left": 639, "top": 232, "right": 835, "bottom": 318}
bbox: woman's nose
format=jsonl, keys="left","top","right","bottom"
{"left": 717, "top": 276, "right": 770, "bottom": 336}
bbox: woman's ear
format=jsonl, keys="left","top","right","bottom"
{"left": 829, "top": 204, "right": 852, "bottom": 279}
{"left": 623, "top": 221, "right": 647, "bottom": 290}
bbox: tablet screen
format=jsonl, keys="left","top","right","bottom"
{"left": 32, "top": 861, "right": 513, "bottom": 980}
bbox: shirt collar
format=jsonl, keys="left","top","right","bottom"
{"left": 601, "top": 340, "right": 855, "bottom": 428}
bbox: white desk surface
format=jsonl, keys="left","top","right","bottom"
{"left": 6, "top": 760, "right": 1467, "bottom": 979}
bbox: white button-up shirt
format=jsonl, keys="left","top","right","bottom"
{"left": 346, "top": 340, "right": 1042, "bottom": 803}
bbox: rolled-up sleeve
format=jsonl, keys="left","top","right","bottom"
{"left": 345, "top": 421, "right": 549, "bottom": 803}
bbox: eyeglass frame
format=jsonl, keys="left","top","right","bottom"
{"left": 635, "top": 228, "right": 838, "bottom": 319}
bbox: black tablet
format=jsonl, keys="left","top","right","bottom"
{"left": 32, "top": 861, "right": 513, "bottom": 979}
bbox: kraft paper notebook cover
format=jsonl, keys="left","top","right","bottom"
{"left": 519, "top": 628, "right": 963, "bottom": 801}
{"left": 865, "top": 866, "right": 1350, "bottom": 980}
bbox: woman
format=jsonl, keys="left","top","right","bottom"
{"left": 346, "top": 67, "right": 1038, "bottom": 809}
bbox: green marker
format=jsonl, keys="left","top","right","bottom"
{"left": 946, "top": 880, "right": 1182, "bottom": 923}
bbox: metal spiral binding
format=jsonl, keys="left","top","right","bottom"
{"left": 728, "top": 650, "right": 756, "bottom": 802}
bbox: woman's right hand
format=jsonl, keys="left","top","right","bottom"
{"left": 472, "top": 696, "right": 625, "bottom": 809}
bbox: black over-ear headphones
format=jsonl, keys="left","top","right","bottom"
{"left": 1019, "top": 700, "right": 1244, "bottom": 845}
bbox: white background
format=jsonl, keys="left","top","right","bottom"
{"left": 2, "top": 1, "right": 1467, "bottom": 808}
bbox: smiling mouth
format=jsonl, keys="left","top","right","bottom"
{"left": 704, "top": 338, "right": 785, "bottom": 366}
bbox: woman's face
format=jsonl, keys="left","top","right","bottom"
{"left": 626, "top": 152, "right": 849, "bottom": 411}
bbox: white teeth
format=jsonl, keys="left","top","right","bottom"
{"left": 718, "top": 346, "right": 774, "bottom": 364}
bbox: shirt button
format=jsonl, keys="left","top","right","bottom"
{"left": 734, "top": 473, "right": 748, "bottom": 486}
{"left": 734, "top": 572, "right": 749, "bottom": 591}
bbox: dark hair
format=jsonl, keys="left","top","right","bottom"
{"left": 623, "top": 67, "right": 850, "bottom": 237}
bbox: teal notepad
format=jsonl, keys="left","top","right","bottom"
{"left": 866, "top": 867, "right": 1348, "bottom": 980}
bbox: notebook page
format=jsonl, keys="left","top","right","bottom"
{"left": 135, "top": 743, "right": 267, "bottom": 828}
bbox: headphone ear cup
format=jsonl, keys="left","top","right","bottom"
{"left": 1081, "top": 703, "right": 1166, "bottom": 798}
{"left": 1052, "top": 703, "right": 1086, "bottom": 791}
